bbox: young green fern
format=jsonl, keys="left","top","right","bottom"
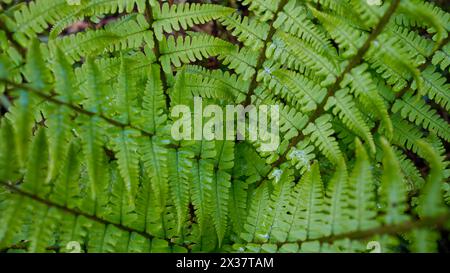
{"left": 0, "top": 0, "right": 449, "bottom": 253}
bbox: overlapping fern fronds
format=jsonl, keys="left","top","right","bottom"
{"left": 0, "top": 0, "right": 449, "bottom": 253}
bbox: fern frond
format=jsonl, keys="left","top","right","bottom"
{"left": 5, "top": 90, "right": 36, "bottom": 169}
{"left": 416, "top": 141, "right": 445, "bottom": 218}
{"left": 153, "top": 3, "right": 234, "bottom": 41}
{"left": 182, "top": 70, "right": 235, "bottom": 101}
{"left": 420, "top": 66, "right": 450, "bottom": 111}
{"left": 350, "top": 0, "right": 384, "bottom": 27}
{"left": 240, "top": 183, "right": 270, "bottom": 242}
{"left": 388, "top": 113, "right": 424, "bottom": 153}
{"left": 113, "top": 55, "right": 138, "bottom": 124}
{"left": 307, "top": 0, "right": 362, "bottom": 23}
{"left": 140, "top": 136, "right": 169, "bottom": 218}
{"left": 0, "top": 120, "right": 17, "bottom": 181}
{"left": 80, "top": 0, "right": 146, "bottom": 14}
{"left": 380, "top": 138, "right": 408, "bottom": 225}
{"left": 366, "top": 35, "right": 421, "bottom": 92}
{"left": 325, "top": 162, "right": 350, "bottom": 236}
{"left": 393, "top": 147, "right": 425, "bottom": 192}
{"left": 348, "top": 139, "right": 378, "bottom": 231}
{"left": 265, "top": 68, "right": 327, "bottom": 112}
{"left": 184, "top": 65, "right": 249, "bottom": 103}
{"left": 392, "top": 92, "right": 450, "bottom": 142}
{"left": 4, "top": 39, "right": 49, "bottom": 169}
{"left": 111, "top": 129, "right": 140, "bottom": 204}
{"left": 303, "top": 115, "right": 344, "bottom": 165}
{"left": 44, "top": 101, "right": 72, "bottom": 184}
{"left": 274, "top": 0, "right": 336, "bottom": 57}
{"left": 49, "top": 14, "right": 153, "bottom": 64}
{"left": 286, "top": 140, "right": 315, "bottom": 174}
{"left": 80, "top": 59, "right": 106, "bottom": 113}
{"left": 409, "top": 229, "right": 440, "bottom": 253}
{"left": 219, "top": 46, "right": 258, "bottom": 80}
{"left": 342, "top": 64, "right": 393, "bottom": 139}
{"left": 74, "top": 52, "right": 155, "bottom": 97}
{"left": 325, "top": 89, "right": 376, "bottom": 153}
{"left": 190, "top": 140, "right": 215, "bottom": 236}
{"left": 234, "top": 142, "right": 271, "bottom": 184}
{"left": 268, "top": 31, "right": 339, "bottom": 85}
{"left": 274, "top": 162, "right": 327, "bottom": 243}
{"left": 311, "top": 7, "right": 367, "bottom": 58}
{"left": 79, "top": 116, "right": 108, "bottom": 211}
{"left": 258, "top": 96, "right": 308, "bottom": 143}
{"left": 24, "top": 39, "right": 52, "bottom": 90}
{"left": 220, "top": 12, "right": 269, "bottom": 50}
{"left": 22, "top": 128, "right": 49, "bottom": 195}
{"left": 50, "top": 0, "right": 147, "bottom": 38}
{"left": 432, "top": 43, "right": 450, "bottom": 71}
{"left": 52, "top": 47, "right": 76, "bottom": 103}
{"left": 1, "top": 0, "right": 448, "bottom": 254}
{"left": 159, "top": 34, "right": 235, "bottom": 73}
{"left": 228, "top": 179, "right": 249, "bottom": 237}
{"left": 140, "top": 64, "right": 167, "bottom": 134}
{"left": 388, "top": 25, "right": 433, "bottom": 65}
{"left": 0, "top": 195, "right": 29, "bottom": 249}
{"left": 207, "top": 141, "right": 234, "bottom": 246}
{"left": 241, "top": 0, "right": 280, "bottom": 22}
{"left": 167, "top": 144, "right": 193, "bottom": 234}
{"left": 263, "top": 169, "right": 295, "bottom": 243}
{"left": 49, "top": 140, "right": 81, "bottom": 208}
{"left": 13, "top": 0, "right": 80, "bottom": 39}
{"left": 397, "top": 0, "right": 448, "bottom": 48}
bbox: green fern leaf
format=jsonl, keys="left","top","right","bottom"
{"left": 160, "top": 34, "right": 235, "bottom": 73}
{"left": 392, "top": 92, "right": 450, "bottom": 142}
{"left": 380, "top": 138, "right": 408, "bottom": 225}
{"left": 153, "top": 3, "right": 234, "bottom": 41}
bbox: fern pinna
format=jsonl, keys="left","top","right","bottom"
{"left": 0, "top": 0, "right": 449, "bottom": 253}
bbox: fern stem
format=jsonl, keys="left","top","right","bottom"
{"left": 0, "top": 180, "right": 188, "bottom": 250}
{"left": 268, "top": 0, "right": 401, "bottom": 171}
{"left": 0, "top": 79, "right": 155, "bottom": 137}
{"left": 242, "top": 0, "right": 289, "bottom": 106}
